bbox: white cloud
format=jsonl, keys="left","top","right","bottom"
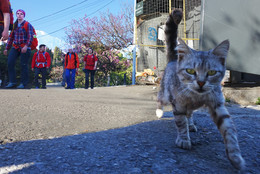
{"left": 36, "top": 30, "right": 66, "bottom": 50}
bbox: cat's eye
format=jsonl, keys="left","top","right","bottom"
{"left": 186, "top": 69, "right": 196, "bottom": 75}
{"left": 208, "top": 70, "right": 217, "bottom": 76}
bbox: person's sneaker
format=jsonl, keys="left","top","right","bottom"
{"left": 41, "top": 86, "right": 46, "bottom": 89}
{"left": 35, "top": 86, "right": 40, "bottom": 89}
{"left": 65, "top": 87, "right": 70, "bottom": 89}
{"left": 17, "top": 84, "right": 25, "bottom": 89}
{"left": 5, "top": 83, "right": 16, "bottom": 88}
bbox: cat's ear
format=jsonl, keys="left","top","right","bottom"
{"left": 176, "top": 38, "right": 192, "bottom": 61}
{"left": 212, "top": 40, "right": 230, "bottom": 58}
{"left": 212, "top": 40, "right": 229, "bottom": 65}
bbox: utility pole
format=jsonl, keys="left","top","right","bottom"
{"left": 132, "top": 0, "right": 137, "bottom": 85}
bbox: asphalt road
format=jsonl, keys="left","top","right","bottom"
{"left": 0, "top": 86, "right": 157, "bottom": 143}
{"left": 0, "top": 86, "right": 259, "bottom": 173}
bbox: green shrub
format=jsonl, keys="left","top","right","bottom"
{"left": 225, "top": 98, "right": 231, "bottom": 102}
{"left": 256, "top": 97, "right": 260, "bottom": 105}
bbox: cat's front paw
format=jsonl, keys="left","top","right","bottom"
{"left": 175, "top": 136, "right": 191, "bottom": 150}
{"left": 229, "top": 153, "right": 246, "bottom": 171}
{"left": 189, "top": 124, "right": 197, "bottom": 132}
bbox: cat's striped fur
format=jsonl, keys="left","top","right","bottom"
{"left": 157, "top": 9, "right": 245, "bottom": 170}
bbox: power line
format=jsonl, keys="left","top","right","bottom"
{"left": 38, "top": 0, "right": 115, "bottom": 38}
{"left": 31, "top": 0, "right": 89, "bottom": 23}
{"left": 33, "top": 0, "right": 107, "bottom": 27}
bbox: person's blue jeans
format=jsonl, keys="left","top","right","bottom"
{"left": 7, "top": 47, "right": 31, "bottom": 86}
{"left": 65, "top": 69, "right": 76, "bottom": 89}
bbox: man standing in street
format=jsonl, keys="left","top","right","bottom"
{"left": 31, "top": 44, "right": 51, "bottom": 89}
{"left": 83, "top": 48, "right": 98, "bottom": 89}
{"left": 4, "top": 9, "right": 34, "bottom": 89}
{"left": 64, "top": 48, "right": 79, "bottom": 89}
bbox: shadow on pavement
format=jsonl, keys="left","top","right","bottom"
{"left": 0, "top": 105, "right": 259, "bottom": 174}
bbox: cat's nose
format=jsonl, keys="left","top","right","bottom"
{"left": 197, "top": 81, "right": 205, "bottom": 87}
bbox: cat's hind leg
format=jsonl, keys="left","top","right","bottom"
{"left": 187, "top": 115, "right": 197, "bottom": 132}
{"left": 156, "top": 107, "right": 164, "bottom": 118}
{"left": 156, "top": 101, "right": 164, "bottom": 118}
{"left": 186, "top": 111, "right": 197, "bottom": 132}
{"left": 156, "top": 90, "right": 168, "bottom": 118}
{"left": 174, "top": 113, "right": 191, "bottom": 149}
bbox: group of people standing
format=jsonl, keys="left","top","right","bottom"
{"left": 0, "top": 0, "right": 98, "bottom": 89}
{"left": 62, "top": 47, "right": 98, "bottom": 89}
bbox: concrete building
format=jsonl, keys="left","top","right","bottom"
{"left": 135, "top": 0, "right": 260, "bottom": 83}
{"left": 135, "top": 0, "right": 201, "bottom": 72}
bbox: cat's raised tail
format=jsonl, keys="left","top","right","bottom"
{"left": 165, "top": 9, "right": 183, "bottom": 62}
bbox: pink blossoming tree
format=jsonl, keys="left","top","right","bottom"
{"left": 65, "top": 1, "right": 134, "bottom": 86}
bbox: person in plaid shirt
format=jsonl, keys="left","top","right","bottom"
{"left": 4, "top": 9, "right": 34, "bottom": 89}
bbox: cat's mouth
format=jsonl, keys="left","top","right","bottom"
{"left": 196, "top": 88, "right": 206, "bottom": 93}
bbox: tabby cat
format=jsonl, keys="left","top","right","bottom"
{"left": 156, "top": 9, "right": 245, "bottom": 170}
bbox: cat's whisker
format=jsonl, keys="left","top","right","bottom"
{"left": 177, "top": 87, "right": 190, "bottom": 97}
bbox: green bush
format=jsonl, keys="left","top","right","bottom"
{"left": 256, "top": 97, "right": 260, "bottom": 105}
{"left": 225, "top": 98, "right": 231, "bottom": 103}
{"left": 109, "top": 68, "right": 132, "bottom": 86}
{"left": 46, "top": 79, "right": 53, "bottom": 83}
{"left": 74, "top": 67, "right": 132, "bottom": 88}
{"left": 73, "top": 50, "right": 133, "bottom": 88}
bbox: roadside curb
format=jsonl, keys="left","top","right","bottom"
{"left": 222, "top": 86, "right": 260, "bottom": 105}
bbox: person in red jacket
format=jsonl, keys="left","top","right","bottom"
{"left": 64, "top": 48, "right": 79, "bottom": 89}
{"left": 83, "top": 48, "right": 98, "bottom": 89}
{"left": 31, "top": 44, "right": 51, "bottom": 89}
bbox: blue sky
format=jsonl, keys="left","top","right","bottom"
{"left": 11, "top": 0, "right": 133, "bottom": 44}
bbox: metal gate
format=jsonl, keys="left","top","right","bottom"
{"left": 134, "top": 0, "right": 201, "bottom": 72}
